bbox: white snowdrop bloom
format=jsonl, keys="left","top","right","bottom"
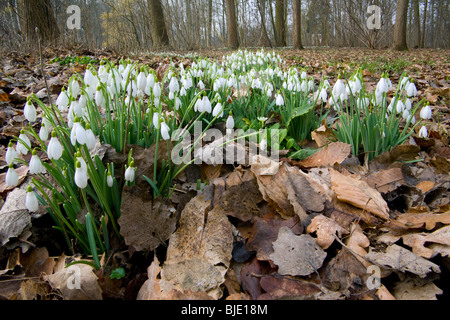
{"left": 85, "top": 126, "right": 96, "bottom": 151}
{"left": 145, "top": 74, "right": 155, "bottom": 95}
{"left": 260, "top": 139, "right": 268, "bottom": 152}
{"left": 29, "top": 151, "right": 44, "bottom": 175}
{"left": 153, "top": 112, "right": 160, "bottom": 128}
{"left": 24, "top": 100, "right": 37, "bottom": 123}
{"left": 226, "top": 114, "right": 235, "bottom": 130}
{"left": 180, "top": 87, "right": 187, "bottom": 97}
{"left": 212, "top": 103, "right": 224, "bottom": 118}
{"left": 74, "top": 162, "right": 88, "bottom": 189}
{"left": 39, "top": 123, "right": 49, "bottom": 142}
{"left": 407, "top": 82, "right": 418, "bottom": 97}
{"left": 56, "top": 90, "right": 70, "bottom": 112}
{"left": 154, "top": 97, "right": 160, "bottom": 107}
{"left": 6, "top": 142, "right": 18, "bottom": 165}
{"left": 47, "top": 133, "right": 63, "bottom": 160}
{"left": 332, "top": 79, "right": 347, "bottom": 101}
{"left": 175, "top": 97, "right": 182, "bottom": 110}
{"left": 70, "top": 121, "right": 87, "bottom": 146}
{"left": 318, "top": 88, "right": 328, "bottom": 102}
{"left": 84, "top": 69, "right": 96, "bottom": 87}
{"left": 153, "top": 82, "right": 162, "bottom": 98}
{"left": 169, "top": 77, "right": 180, "bottom": 94}
{"left": 124, "top": 164, "right": 136, "bottom": 183}
{"left": 5, "top": 165, "right": 18, "bottom": 187}
{"left": 357, "top": 97, "right": 370, "bottom": 109}
{"left": 69, "top": 79, "right": 80, "bottom": 98}
{"left": 194, "top": 98, "right": 202, "bottom": 113}
{"left": 107, "top": 173, "right": 114, "bottom": 188}
{"left": 98, "top": 64, "right": 108, "bottom": 83}
{"left": 396, "top": 100, "right": 405, "bottom": 114}
{"left": 409, "top": 115, "right": 416, "bottom": 125}
{"left": 160, "top": 122, "right": 170, "bottom": 141}
{"left": 78, "top": 94, "right": 88, "bottom": 109}
{"left": 17, "top": 132, "right": 31, "bottom": 155}
{"left": 376, "top": 78, "right": 389, "bottom": 94}
{"left": 405, "top": 98, "right": 412, "bottom": 111}
{"left": 95, "top": 87, "right": 105, "bottom": 107}
{"left": 136, "top": 72, "right": 147, "bottom": 92}
{"left": 418, "top": 126, "right": 428, "bottom": 138}
{"left": 276, "top": 94, "right": 284, "bottom": 106}
{"left": 202, "top": 96, "right": 212, "bottom": 113}
{"left": 198, "top": 80, "right": 205, "bottom": 90}
{"left": 402, "top": 109, "right": 411, "bottom": 121}
{"left": 401, "top": 76, "right": 410, "bottom": 90}
{"left": 301, "top": 71, "right": 307, "bottom": 80}
{"left": 25, "top": 186, "right": 39, "bottom": 212}
{"left": 420, "top": 104, "right": 432, "bottom": 120}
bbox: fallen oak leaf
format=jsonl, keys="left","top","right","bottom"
{"left": 330, "top": 168, "right": 390, "bottom": 220}
{"left": 387, "top": 210, "right": 450, "bottom": 230}
{"left": 290, "top": 142, "right": 351, "bottom": 169}
{"left": 306, "top": 214, "right": 349, "bottom": 249}
{"left": 269, "top": 227, "right": 327, "bottom": 277}
{"left": 401, "top": 225, "right": 450, "bottom": 259}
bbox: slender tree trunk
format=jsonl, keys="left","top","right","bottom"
{"left": 148, "top": 0, "right": 170, "bottom": 48}
{"left": 275, "top": 0, "right": 286, "bottom": 46}
{"left": 420, "top": 0, "right": 428, "bottom": 48}
{"left": 224, "top": 0, "right": 239, "bottom": 49}
{"left": 18, "top": 0, "right": 60, "bottom": 46}
{"left": 393, "top": 0, "right": 409, "bottom": 51}
{"left": 321, "top": 0, "right": 329, "bottom": 46}
{"left": 257, "top": 0, "right": 272, "bottom": 47}
{"left": 412, "top": 0, "right": 421, "bottom": 48}
{"left": 292, "top": 0, "right": 303, "bottom": 49}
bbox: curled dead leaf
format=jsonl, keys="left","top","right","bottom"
{"left": 307, "top": 214, "right": 349, "bottom": 249}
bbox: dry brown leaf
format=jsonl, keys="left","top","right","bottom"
{"left": 293, "top": 142, "right": 351, "bottom": 169}
{"left": 391, "top": 276, "right": 443, "bottom": 300}
{"left": 363, "top": 168, "right": 405, "bottom": 193}
{"left": 389, "top": 210, "right": 450, "bottom": 230}
{"left": 416, "top": 181, "right": 435, "bottom": 193}
{"left": 118, "top": 185, "right": 177, "bottom": 252}
{"left": 137, "top": 255, "right": 162, "bottom": 300}
{"left": 376, "top": 285, "right": 396, "bottom": 300}
{"left": 0, "top": 165, "right": 29, "bottom": 195}
{"left": 269, "top": 227, "right": 327, "bottom": 276}
{"left": 159, "top": 195, "right": 233, "bottom": 299}
{"left": 365, "top": 244, "right": 440, "bottom": 278}
{"left": 401, "top": 226, "right": 450, "bottom": 259}
{"left": 330, "top": 168, "right": 390, "bottom": 220}
{"left": 257, "top": 275, "right": 321, "bottom": 300}
{"left": 306, "top": 214, "right": 349, "bottom": 249}
{"left": 311, "top": 124, "right": 336, "bottom": 148}
{"left": 346, "top": 222, "right": 371, "bottom": 268}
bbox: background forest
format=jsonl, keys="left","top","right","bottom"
{"left": 0, "top": 0, "right": 448, "bottom": 53}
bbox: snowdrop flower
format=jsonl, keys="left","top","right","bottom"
{"left": 84, "top": 69, "right": 96, "bottom": 88}
{"left": 276, "top": 93, "right": 284, "bottom": 106}
{"left": 180, "top": 87, "right": 187, "bottom": 97}
{"left": 420, "top": 104, "right": 432, "bottom": 120}
{"left": 6, "top": 142, "right": 18, "bottom": 165}
{"left": 70, "top": 119, "right": 87, "bottom": 146}
{"left": 260, "top": 139, "right": 268, "bottom": 152}
{"left": 56, "top": 89, "right": 70, "bottom": 112}
{"left": 169, "top": 77, "right": 180, "bottom": 94}
{"left": 153, "top": 112, "right": 160, "bottom": 128}
{"left": 396, "top": 100, "right": 405, "bottom": 114}
{"left": 25, "top": 186, "right": 39, "bottom": 212}
{"left": 24, "top": 100, "right": 37, "bottom": 123}
{"left": 332, "top": 78, "right": 347, "bottom": 102}
{"left": 5, "top": 164, "right": 18, "bottom": 187}
{"left": 160, "top": 121, "right": 171, "bottom": 140}
{"left": 47, "top": 132, "right": 63, "bottom": 160}
{"left": 406, "top": 82, "right": 418, "bottom": 97}
{"left": 29, "top": 149, "right": 44, "bottom": 175}
{"left": 74, "top": 161, "right": 88, "bottom": 189}
{"left": 402, "top": 109, "right": 411, "bottom": 121}
{"left": 85, "top": 124, "right": 96, "bottom": 151}
{"left": 226, "top": 113, "right": 235, "bottom": 130}
{"left": 198, "top": 80, "right": 205, "bottom": 90}
{"left": 95, "top": 87, "right": 105, "bottom": 108}
{"left": 376, "top": 77, "right": 389, "bottom": 95}
{"left": 153, "top": 82, "right": 162, "bottom": 99}
{"left": 175, "top": 97, "right": 182, "bottom": 110}
{"left": 107, "top": 172, "right": 114, "bottom": 188}
{"left": 136, "top": 71, "right": 147, "bottom": 92}
{"left": 317, "top": 88, "right": 328, "bottom": 102}
{"left": 400, "top": 76, "right": 410, "bottom": 90}
{"left": 202, "top": 96, "right": 212, "bottom": 113}
{"left": 405, "top": 98, "right": 412, "bottom": 111}
{"left": 17, "top": 131, "right": 31, "bottom": 155}
{"left": 98, "top": 64, "right": 108, "bottom": 83}
{"left": 213, "top": 102, "right": 224, "bottom": 118}
{"left": 124, "top": 162, "right": 136, "bottom": 183}
{"left": 69, "top": 79, "right": 80, "bottom": 98}
{"left": 418, "top": 126, "right": 428, "bottom": 138}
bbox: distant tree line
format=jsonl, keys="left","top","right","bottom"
{"left": 0, "top": 0, "right": 448, "bottom": 52}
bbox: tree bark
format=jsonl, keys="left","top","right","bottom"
{"left": 275, "top": 0, "right": 286, "bottom": 46}
{"left": 393, "top": 0, "right": 409, "bottom": 51}
{"left": 148, "top": 0, "right": 170, "bottom": 49}
{"left": 420, "top": 0, "right": 428, "bottom": 48}
{"left": 224, "top": 0, "right": 239, "bottom": 49}
{"left": 292, "top": 0, "right": 303, "bottom": 49}
{"left": 18, "top": 0, "right": 60, "bottom": 46}
{"left": 412, "top": 0, "right": 421, "bottom": 48}
{"left": 257, "top": 0, "right": 272, "bottom": 47}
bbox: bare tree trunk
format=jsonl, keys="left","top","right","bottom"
{"left": 257, "top": 0, "right": 272, "bottom": 47}
{"left": 292, "top": 0, "right": 303, "bottom": 49}
{"left": 275, "top": 0, "right": 286, "bottom": 46}
{"left": 393, "top": 0, "right": 409, "bottom": 50}
{"left": 148, "top": 0, "right": 170, "bottom": 49}
{"left": 412, "top": 0, "right": 421, "bottom": 48}
{"left": 420, "top": 0, "right": 428, "bottom": 48}
{"left": 18, "top": 0, "right": 60, "bottom": 47}
{"left": 207, "top": 0, "right": 213, "bottom": 47}
{"left": 224, "top": 0, "right": 239, "bottom": 49}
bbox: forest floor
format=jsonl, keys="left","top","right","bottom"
{"left": 0, "top": 47, "right": 449, "bottom": 301}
